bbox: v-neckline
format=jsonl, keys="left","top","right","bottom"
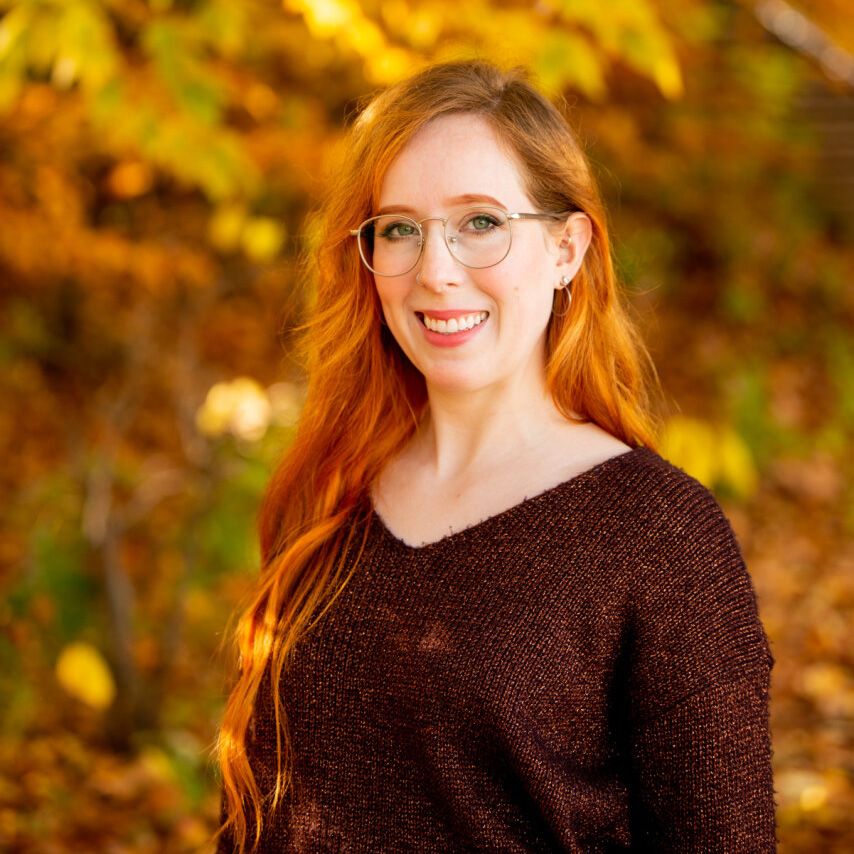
{"left": 371, "top": 446, "right": 648, "bottom": 553}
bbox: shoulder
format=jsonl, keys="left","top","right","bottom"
{"left": 613, "top": 445, "right": 721, "bottom": 510}
{"left": 534, "top": 444, "right": 742, "bottom": 563}
{"left": 608, "top": 446, "right": 757, "bottom": 606}
{"left": 535, "top": 444, "right": 752, "bottom": 599}
{"left": 601, "top": 446, "right": 745, "bottom": 556}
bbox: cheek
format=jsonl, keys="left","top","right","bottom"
{"left": 373, "top": 281, "right": 417, "bottom": 352}
{"left": 374, "top": 279, "right": 408, "bottom": 316}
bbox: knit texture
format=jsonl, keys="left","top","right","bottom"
{"left": 218, "top": 446, "right": 777, "bottom": 852}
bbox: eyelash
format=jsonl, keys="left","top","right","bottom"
{"left": 462, "top": 213, "right": 500, "bottom": 232}
{"left": 379, "top": 222, "right": 419, "bottom": 241}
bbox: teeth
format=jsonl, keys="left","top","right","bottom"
{"left": 421, "top": 311, "right": 488, "bottom": 334}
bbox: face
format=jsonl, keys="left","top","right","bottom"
{"left": 372, "top": 112, "right": 586, "bottom": 397}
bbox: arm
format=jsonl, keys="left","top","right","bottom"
{"left": 629, "top": 677, "right": 776, "bottom": 851}
{"left": 626, "top": 488, "right": 777, "bottom": 852}
{"left": 213, "top": 787, "right": 234, "bottom": 853}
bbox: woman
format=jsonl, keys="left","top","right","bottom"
{"left": 215, "top": 60, "right": 776, "bottom": 852}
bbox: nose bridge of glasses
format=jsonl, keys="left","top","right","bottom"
{"left": 416, "top": 216, "right": 460, "bottom": 259}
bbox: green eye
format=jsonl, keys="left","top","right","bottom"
{"left": 380, "top": 221, "right": 418, "bottom": 239}
{"left": 461, "top": 212, "right": 502, "bottom": 233}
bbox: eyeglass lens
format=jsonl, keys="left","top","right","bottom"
{"left": 358, "top": 207, "right": 511, "bottom": 276}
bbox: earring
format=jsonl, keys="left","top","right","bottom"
{"left": 415, "top": 271, "right": 423, "bottom": 286}
{"left": 552, "top": 284, "right": 572, "bottom": 318}
{"left": 559, "top": 275, "right": 572, "bottom": 288}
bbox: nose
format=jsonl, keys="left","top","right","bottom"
{"left": 415, "top": 219, "right": 460, "bottom": 290}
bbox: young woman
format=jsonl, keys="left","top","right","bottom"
{"left": 215, "top": 60, "right": 776, "bottom": 852}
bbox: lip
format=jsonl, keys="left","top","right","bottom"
{"left": 416, "top": 311, "right": 488, "bottom": 348}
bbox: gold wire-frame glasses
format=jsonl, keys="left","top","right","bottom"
{"left": 349, "top": 206, "right": 572, "bottom": 277}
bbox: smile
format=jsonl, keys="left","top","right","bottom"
{"left": 417, "top": 311, "right": 489, "bottom": 335}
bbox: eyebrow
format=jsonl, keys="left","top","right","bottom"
{"left": 375, "top": 194, "right": 507, "bottom": 215}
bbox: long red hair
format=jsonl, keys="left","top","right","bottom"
{"left": 215, "top": 59, "right": 662, "bottom": 852}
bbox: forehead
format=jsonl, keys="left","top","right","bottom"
{"left": 377, "top": 113, "right": 533, "bottom": 211}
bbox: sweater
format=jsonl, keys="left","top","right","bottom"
{"left": 217, "top": 446, "right": 777, "bottom": 852}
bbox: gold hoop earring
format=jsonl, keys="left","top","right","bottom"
{"left": 552, "top": 287, "right": 572, "bottom": 318}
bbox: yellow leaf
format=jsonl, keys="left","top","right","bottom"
{"left": 801, "top": 662, "right": 849, "bottom": 698}
{"left": 716, "top": 425, "right": 758, "bottom": 498}
{"left": 196, "top": 381, "right": 239, "bottom": 437}
{"left": 286, "top": 0, "right": 357, "bottom": 39}
{"left": 660, "top": 415, "right": 716, "bottom": 487}
{"left": 662, "top": 416, "right": 756, "bottom": 496}
{"left": 406, "top": 7, "right": 441, "bottom": 50}
{"left": 348, "top": 18, "right": 385, "bottom": 55}
{"left": 196, "top": 377, "right": 272, "bottom": 441}
{"left": 230, "top": 377, "right": 273, "bottom": 441}
{"left": 800, "top": 784, "right": 828, "bottom": 812}
{"left": 240, "top": 217, "right": 285, "bottom": 262}
{"left": 208, "top": 204, "right": 246, "bottom": 253}
{"left": 56, "top": 642, "right": 116, "bottom": 710}
{"left": 139, "top": 746, "right": 176, "bottom": 783}
{"left": 366, "top": 46, "right": 416, "bottom": 84}
{"left": 652, "top": 52, "right": 683, "bottom": 99}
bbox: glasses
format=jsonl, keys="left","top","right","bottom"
{"left": 349, "top": 206, "right": 571, "bottom": 277}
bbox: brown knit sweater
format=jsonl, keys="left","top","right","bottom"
{"left": 218, "top": 446, "right": 777, "bottom": 852}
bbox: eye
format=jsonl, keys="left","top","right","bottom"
{"left": 379, "top": 219, "right": 419, "bottom": 240}
{"left": 457, "top": 209, "right": 507, "bottom": 237}
{"left": 463, "top": 212, "right": 500, "bottom": 231}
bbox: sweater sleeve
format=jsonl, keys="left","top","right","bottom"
{"left": 213, "top": 786, "right": 233, "bottom": 853}
{"left": 625, "top": 483, "right": 777, "bottom": 852}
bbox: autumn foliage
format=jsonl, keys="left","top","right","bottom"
{"left": 0, "top": 0, "right": 851, "bottom": 851}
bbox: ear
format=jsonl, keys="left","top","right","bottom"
{"left": 554, "top": 212, "right": 593, "bottom": 289}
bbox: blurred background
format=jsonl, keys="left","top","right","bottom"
{"left": 0, "top": 0, "right": 851, "bottom": 850}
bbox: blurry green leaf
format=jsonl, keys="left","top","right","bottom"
{"left": 190, "top": 455, "right": 269, "bottom": 577}
{"left": 143, "top": 18, "right": 224, "bottom": 125}
{"left": 60, "top": 0, "right": 118, "bottom": 91}
{"left": 195, "top": 0, "right": 250, "bottom": 59}
{"left": 557, "top": 0, "right": 682, "bottom": 97}
{"left": 722, "top": 277, "right": 766, "bottom": 323}
{"left": 729, "top": 363, "right": 772, "bottom": 462}
{"left": 0, "top": 5, "right": 30, "bottom": 63}
{"left": 15, "top": 522, "right": 96, "bottom": 643}
{"left": 535, "top": 32, "right": 605, "bottom": 98}
{"left": 826, "top": 330, "right": 854, "bottom": 430}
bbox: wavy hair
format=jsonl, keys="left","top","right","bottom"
{"left": 215, "top": 59, "right": 663, "bottom": 852}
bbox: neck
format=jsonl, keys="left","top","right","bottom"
{"left": 414, "top": 364, "right": 579, "bottom": 484}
